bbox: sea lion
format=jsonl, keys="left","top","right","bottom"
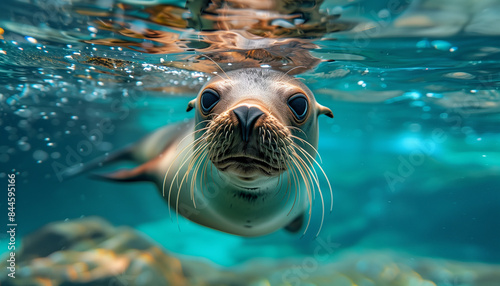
{"left": 78, "top": 68, "right": 333, "bottom": 237}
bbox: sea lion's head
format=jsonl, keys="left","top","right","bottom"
{"left": 187, "top": 68, "right": 333, "bottom": 185}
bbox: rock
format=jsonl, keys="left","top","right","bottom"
{"left": 0, "top": 217, "right": 188, "bottom": 286}
{"left": 2, "top": 218, "right": 500, "bottom": 286}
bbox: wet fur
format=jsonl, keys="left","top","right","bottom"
{"left": 82, "top": 68, "right": 333, "bottom": 237}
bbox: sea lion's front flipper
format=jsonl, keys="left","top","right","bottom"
{"left": 90, "top": 151, "right": 169, "bottom": 183}
{"left": 63, "top": 120, "right": 194, "bottom": 180}
{"left": 61, "top": 146, "right": 135, "bottom": 179}
{"left": 284, "top": 213, "right": 305, "bottom": 233}
{"left": 91, "top": 162, "right": 152, "bottom": 183}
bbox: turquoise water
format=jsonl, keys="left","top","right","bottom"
{"left": 1, "top": 0, "right": 500, "bottom": 284}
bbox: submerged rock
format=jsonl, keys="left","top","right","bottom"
{"left": 0, "top": 217, "right": 188, "bottom": 286}
{"left": 1, "top": 217, "right": 499, "bottom": 286}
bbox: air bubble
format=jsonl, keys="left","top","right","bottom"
{"left": 377, "top": 9, "right": 390, "bottom": 18}
{"left": 14, "top": 109, "right": 32, "bottom": 118}
{"left": 18, "top": 141, "right": 31, "bottom": 151}
{"left": 33, "top": 150, "right": 48, "bottom": 161}
{"left": 431, "top": 40, "right": 452, "bottom": 51}
{"left": 25, "top": 36, "right": 37, "bottom": 44}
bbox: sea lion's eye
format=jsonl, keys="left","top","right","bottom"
{"left": 200, "top": 89, "right": 220, "bottom": 113}
{"left": 287, "top": 94, "right": 308, "bottom": 121}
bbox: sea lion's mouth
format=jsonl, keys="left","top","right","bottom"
{"left": 213, "top": 155, "right": 282, "bottom": 176}
{"left": 203, "top": 108, "right": 292, "bottom": 177}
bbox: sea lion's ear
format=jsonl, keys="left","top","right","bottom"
{"left": 317, "top": 103, "right": 334, "bottom": 118}
{"left": 186, "top": 99, "right": 196, "bottom": 112}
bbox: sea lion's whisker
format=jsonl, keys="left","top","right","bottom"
{"left": 294, "top": 144, "right": 333, "bottom": 213}
{"left": 211, "top": 122, "right": 227, "bottom": 140}
{"left": 286, "top": 153, "right": 302, "bottom": 217}
{"left": 272, "top": 138, "right": 283, "bottom": 190}
{"left": 199, "top": 53, "right": 234, "bottom": 86}
{"left": 289, "top": 152, "right": 312, "bottom": 211}
{"left": 202, "top": 128, "right": 227, "bottom": 194}
{"left": 176, "top": 127, "right": 210, "bottom": 149}
{"left": 287, "top": 152, "right": 314, "bottom": 237}
{"left": 163, "top": 135, "right": 205, "bottom": 195}
{"left": 278, "top": 141, "right": 289, "bottom": 191}
{"left": 164, "top": 135, "right": 207, "bottom": 219}
{"left": 187, "top": 141, "right": 208, "bottom": 180}
{"left": 201, "top": 146, "right": 212, "bottom": 198}
{"left": 188, "top": 144, "right": 208, "bottom": 202}
{"left": 278, "top": 65, "right": 307, "bottom": 82}
{"left": 201, "top": 139, "right": 218, "bottom": 197}
{"left": 168, "top": 140, "right": 208, "bottom": 218}
{"left": 267, "top": 130, "right": 272, "bottom": 149}
{"left": 194, "top": 119, "right": 212, "bottom": 129}
{"left": 287, "top": 147, "right": 312, "bottom": 208}
{"left": 292, "top": 142, "right": 328, "bottom": 216}
{"left": 291, "top": 143, "right": 321, "bottom": 201}
{"left": 191, "top": 147, "right": 210, "bottom": 207}
{"left": 286, "top": 126, "right": 308, "bottom": 137}
{"left": 173, "top": 138, "right": 205, "bottom": 187}
{"left": 289, "top": 134, "right": 323, "bottom": 163}
{"left": 282, "top": 159, "right": 294, "bottom": 204}
{"left": 291, "top": 146, "right": 325, "bottom": 237}
{"left": 293, "top": 145, "right": 321, "bottom": 186}
{"left": 173, "top": 141, "right": 205, "bottom": 206}
{"left": 284, "top": 142, "right": 293, "bottom": 201}
{"left": 291, "top": 149, "right": 315, "bottom": 199}
{"left": 175, "top": 142, "right": 209, "bottom": 221}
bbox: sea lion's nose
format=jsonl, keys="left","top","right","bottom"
{"left": 233, "top": 105, "right": 264, "bottom": 142}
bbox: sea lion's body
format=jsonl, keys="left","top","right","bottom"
{"left": 123, "top": 119, "right": 308, "bottom": 236}
{"left": 85, "top": 68, "right": 333, "bottom": 237}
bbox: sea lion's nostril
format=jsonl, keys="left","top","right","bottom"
{"left": 233, "top": 106, "right": 264, "bottom": 142}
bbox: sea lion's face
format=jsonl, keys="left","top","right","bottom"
{"left": 187, "top": 68, "right": 333, "bottom": 183}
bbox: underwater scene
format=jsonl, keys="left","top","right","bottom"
{"left": 1, "top": 0, "right": 500, "bottom": 285}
